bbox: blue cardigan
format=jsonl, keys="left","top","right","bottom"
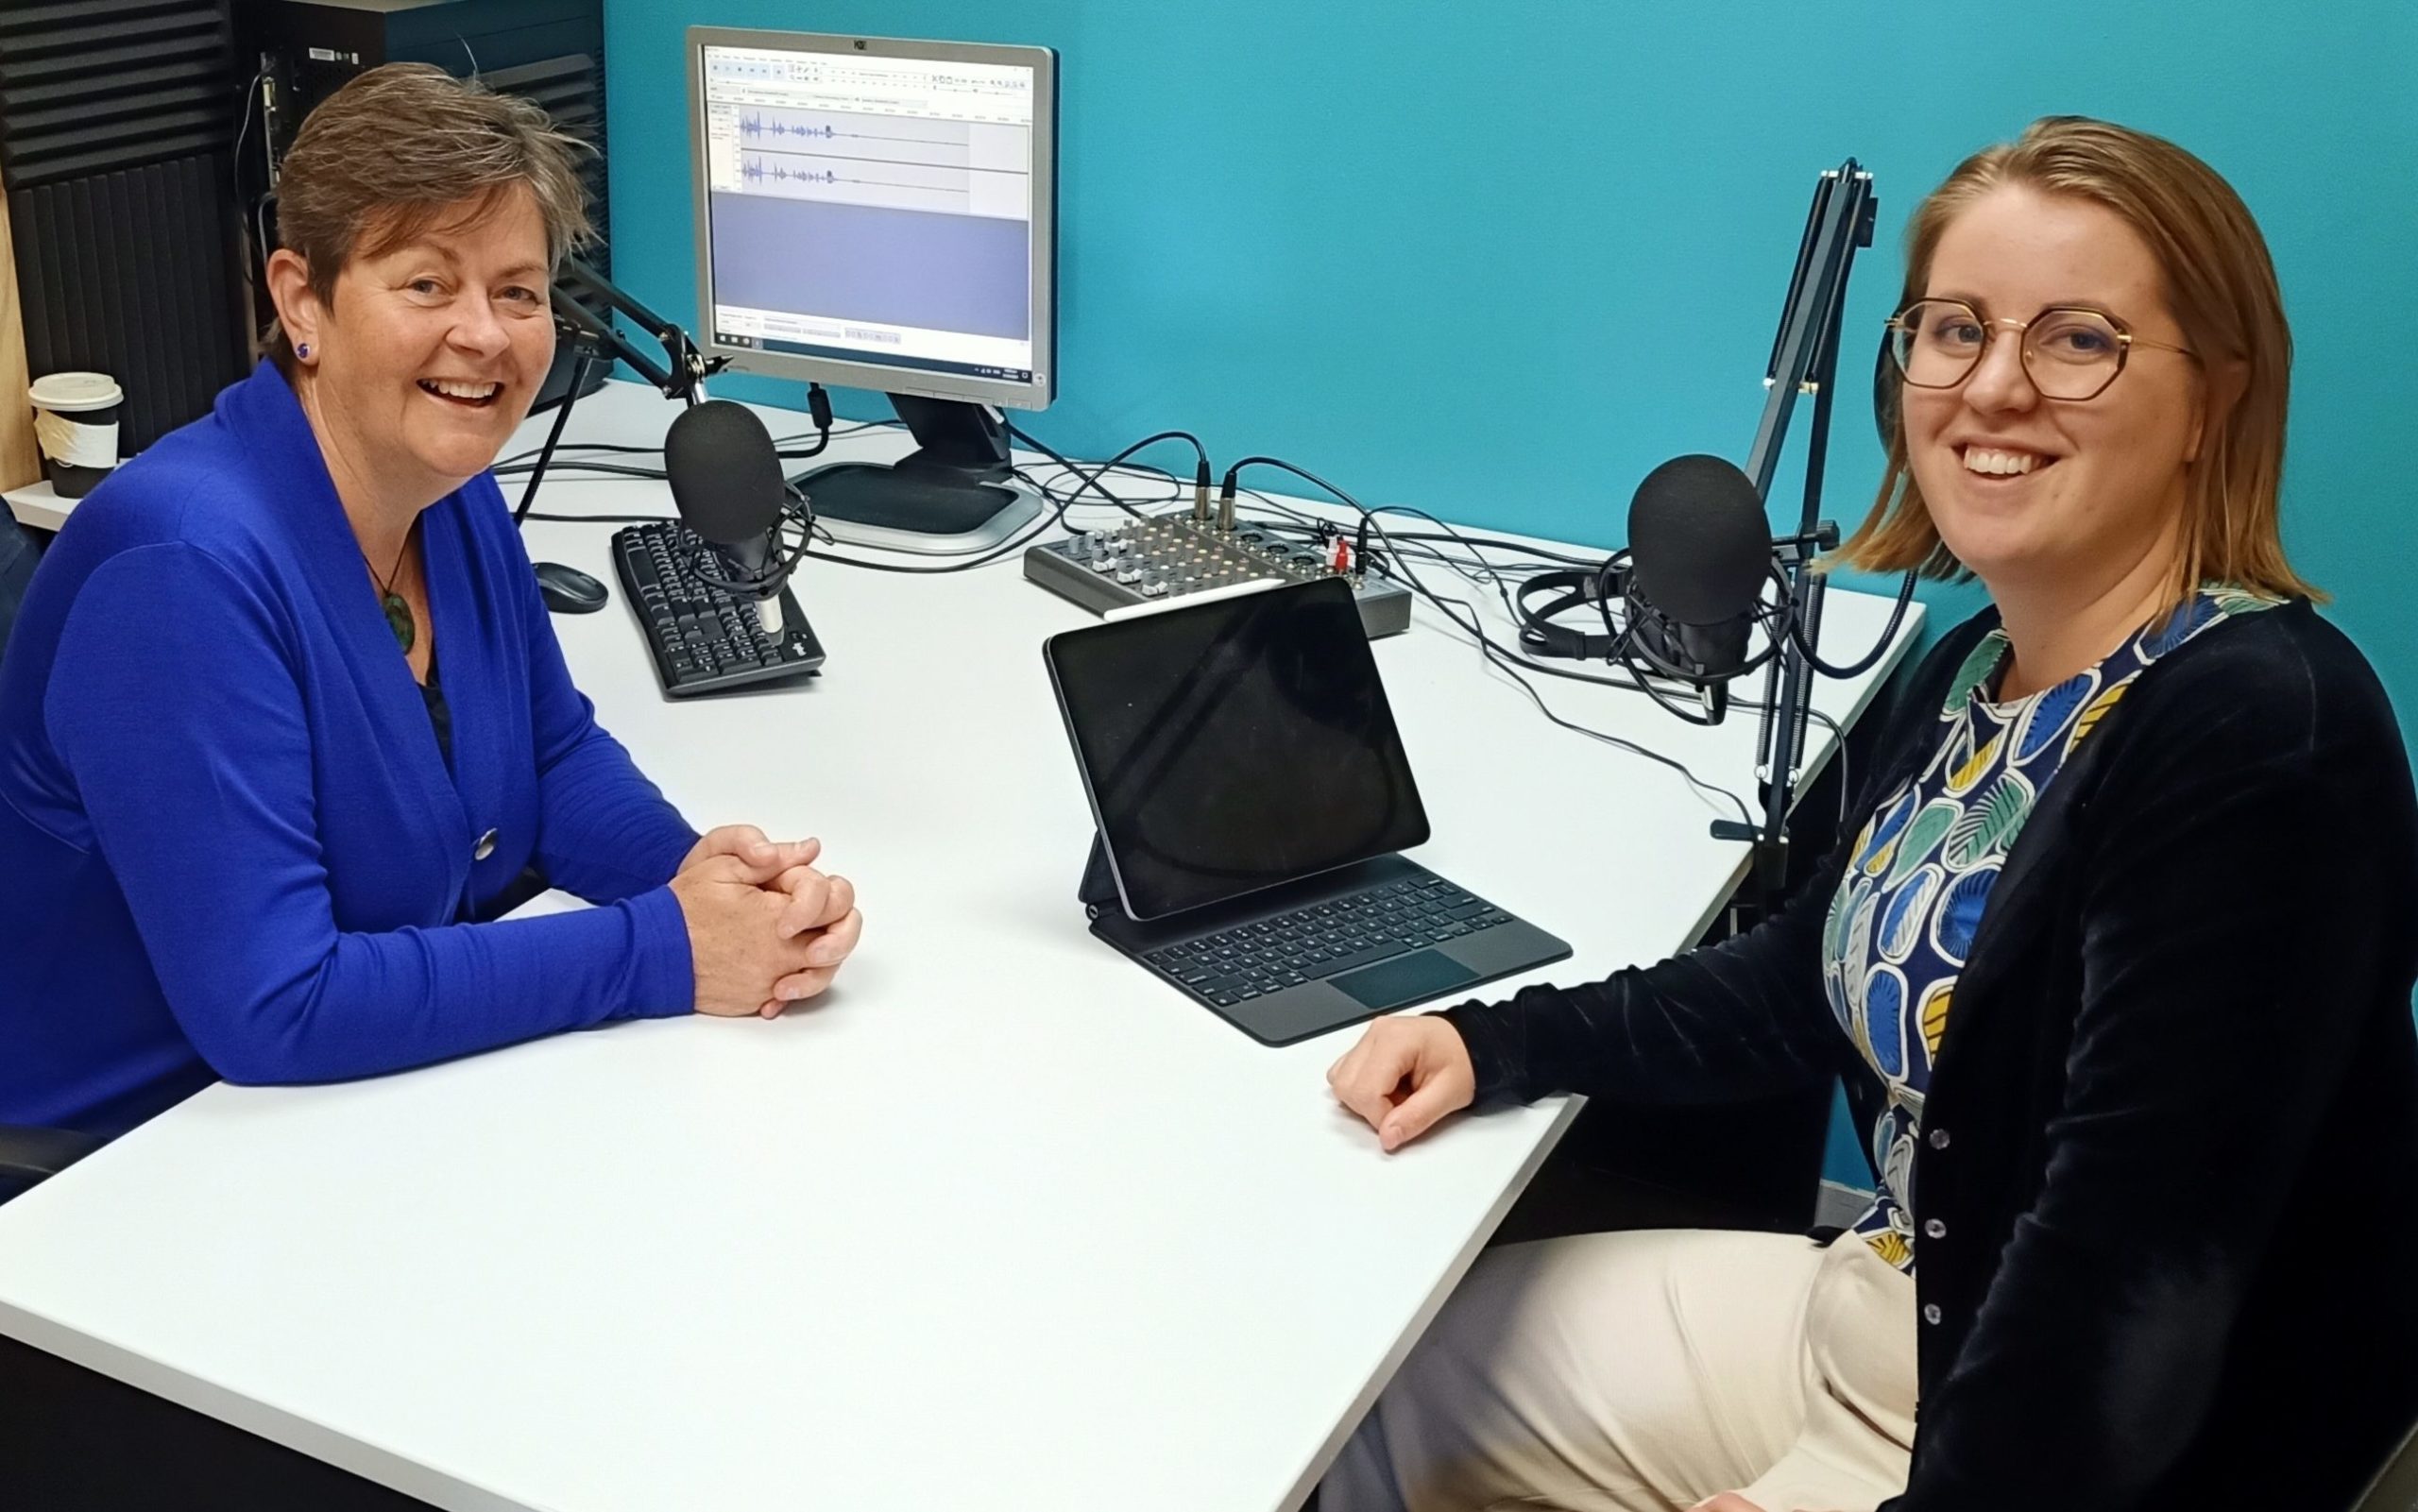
{"left": 0, "top": 363, "right": 700, "bottom": 1137}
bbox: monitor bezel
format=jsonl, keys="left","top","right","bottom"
{"left": 686, "top": 25, "right": 1058, "bottom": 411}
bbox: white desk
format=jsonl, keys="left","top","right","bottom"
{"left": 0, "top": 382, "right": 1922, "bottom": 1511}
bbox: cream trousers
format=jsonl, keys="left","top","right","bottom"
{"left": 1322, "top": 1229, "right": 1918, "bottom": 1512}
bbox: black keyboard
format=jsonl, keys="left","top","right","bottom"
{"left": 610, "top": 521, "right": 826, "bottom": 697}
{"left": 1142, "top": 875, "right": 1514, "bottom": 1011}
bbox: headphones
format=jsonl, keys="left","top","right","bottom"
{"left": 1871, "top": 320, "right": 1899, "bottom": 450}
{"left": 1513, "top": 551, "right": 1697, "bottom": 672}
{"left": 1515, "top": 558, "right": 1628, "bottom": 661}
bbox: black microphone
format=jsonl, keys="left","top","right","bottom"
{"left": 664, "top": 399, "right": 792, "bottom": 635}
{"left": 1623, "top": 453, "right": 1772, "bottom": 683}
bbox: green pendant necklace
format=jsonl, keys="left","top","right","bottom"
{"left": 366, "top": 528, "right": 415, "bottom": 654}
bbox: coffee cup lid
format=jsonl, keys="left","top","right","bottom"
{"left": 29, "top": 371, "right": 122, "bottom": 413}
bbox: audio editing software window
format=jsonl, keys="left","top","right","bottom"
{"left": 701, "top": 44, "right": 1037, "bottom": 382}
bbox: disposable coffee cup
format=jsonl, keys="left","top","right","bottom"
{"left": 29, "top": 371, "right": 123, "bottom": 499}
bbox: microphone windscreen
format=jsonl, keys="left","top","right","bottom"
{"left": 664, "top": 399, "right": 788, "bottom": 547}
{"left": 1626, "top": 454, "right": 1770, "bottom": 626}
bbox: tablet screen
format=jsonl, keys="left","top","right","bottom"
{"left": 1046, "top": 579, "right": 1429, "bottom": 920}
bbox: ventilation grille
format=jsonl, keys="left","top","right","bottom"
{"left": 483, "top": 49, "right": 613, "bottom": 406}
{"left": 483, "top": 49, "right": 607, "bottom": 277}
{"left": 0, "top": 2, "right": 246, "bottom": 454}
{"left": 0, "top": 0, "right": 239, "bottom": 188}
{"left": 9, "top": 154, "right": 248, "bottom": 452}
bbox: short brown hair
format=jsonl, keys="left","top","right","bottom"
{"left": 265, "top": 63, "right": 591, "bottom": 369}
{"left": 1833, "top": 116, "right": 2318, "bottom": 603}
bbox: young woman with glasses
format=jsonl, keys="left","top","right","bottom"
{"left": 1320, "top": 116, "right": 2418, "bottom": 1512}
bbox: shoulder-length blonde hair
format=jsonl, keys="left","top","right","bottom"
{"left": 1833, "top": 115, "right": 2318, "bottom": 603}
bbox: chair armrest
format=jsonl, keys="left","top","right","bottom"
{"left": 0, "top": 1122, "right": 101, "bottom": 1186}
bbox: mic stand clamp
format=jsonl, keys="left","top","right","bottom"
{"left": 512, "top": 258, "right": 737, "bottom": 610}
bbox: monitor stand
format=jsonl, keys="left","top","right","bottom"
{"left": 790, "top": 392, "right": 1043, "bottom": 554}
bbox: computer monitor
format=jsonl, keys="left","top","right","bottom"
{"left": 688, "top": 27, "right": 1059, "bottom": 552}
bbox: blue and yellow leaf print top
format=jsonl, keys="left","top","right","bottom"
{"left": 1823, "top": 587, "right": 2276, "bottom": 1272}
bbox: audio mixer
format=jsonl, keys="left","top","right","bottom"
{"left": 1024, "top": 518, "right": 1413, "bottom": 637}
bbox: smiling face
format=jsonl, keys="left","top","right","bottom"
{"left": 277, "top": 184, "right": 556, "bottom": 501}
{"left": 1900, "top": 184, "right": 2208, "bottom": 597}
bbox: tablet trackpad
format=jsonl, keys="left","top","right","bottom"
{"left": 1330, "top": 950, "right": 1480, "bottom": 1011}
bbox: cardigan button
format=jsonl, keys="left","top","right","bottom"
{"left": 473, "top": 828, "right": 498, "bottom": 861}
{"left": 1928, "top": 1127, "right": 1951, "bottom": 1150}
{"left": 1923, "top": 1303, "right": 1944, "bottom": 1326}
{"left": 1923, "top": 1218, "right": 1947, "bottom": 1241}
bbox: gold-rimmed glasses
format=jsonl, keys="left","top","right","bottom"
{"left": 1884, "top": 297, "right": 2197, "bottom": 401}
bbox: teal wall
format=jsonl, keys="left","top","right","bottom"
{"left": 603, "top": 1, "right": 2418, "bottom": 1185}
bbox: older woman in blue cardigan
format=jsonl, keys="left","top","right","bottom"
{"left": 0, "top": 65, "right": 863, "bottom": 1138}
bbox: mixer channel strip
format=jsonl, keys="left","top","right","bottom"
{"left": 1023, "top": 518, "right": 1412, "bottom": 638}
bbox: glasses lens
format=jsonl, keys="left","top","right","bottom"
{"left": 1893, "top": 300, "right": 1984, "bottom": 388}
{"left": 2023, "top": 309, "right": 2124, "bottom": 399}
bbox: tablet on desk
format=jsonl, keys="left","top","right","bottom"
{"left": 1044, "top": 577, "right": 1569, "bottom": 1045}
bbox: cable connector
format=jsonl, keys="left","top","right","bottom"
{"left": 1217, "top": 470, "right": 1237, "bottom": 533}
{"left": 807, "top": 382, "right": 833, "bottom": 434}
{"left": 1332, "top": 537, "right": 1353, "bottom": 575}
{"left": 1193, "top": 458, "right": 1213, "bottom": 525}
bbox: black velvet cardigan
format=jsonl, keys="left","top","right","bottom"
{"left": 1443, "top": 600, "right": 2418, "bottom": 1512}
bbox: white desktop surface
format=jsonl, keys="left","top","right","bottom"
{"left": 0, "top": 381, "right": 1923, "bottom": 1512}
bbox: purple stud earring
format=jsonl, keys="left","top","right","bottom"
{"left": 298, "top": 343, "right": 311, "bottom": 359}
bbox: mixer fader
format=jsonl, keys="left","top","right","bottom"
{"left": 1023, "top": 518, "right": 1413, "bottom": 637}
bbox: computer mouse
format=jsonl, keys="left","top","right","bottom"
{"left": 534, "top": 560, "right": 608, "bottom": 614}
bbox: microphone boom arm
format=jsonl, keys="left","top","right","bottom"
{"left": 1716, "top": 160, "right": 1877, "bottom": 901}
{"left": 552, "top": 255, "right": 728, "bottom": 404}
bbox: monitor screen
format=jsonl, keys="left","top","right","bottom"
{"left": 694, "top": 36, "right": 1047, "bottom": 395}
{"left": 1046, "top": 581, "right": 1432, "bottom": 921}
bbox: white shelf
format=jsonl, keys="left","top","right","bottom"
{"left": 5, "top": 477, "right": 71, "bottom": 533}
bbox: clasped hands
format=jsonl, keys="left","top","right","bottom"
{"left": 670, "top": 825, "right": 865, "bottom": 1018}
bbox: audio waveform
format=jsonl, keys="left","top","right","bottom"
{"left": 739, "top": 158, "right": 841, "bottom": 185}
{"left": 738, "top": 114, "right": 838, "bottom": 140}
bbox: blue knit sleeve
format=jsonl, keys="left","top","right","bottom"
{"left": 491, "top": 485, "right": 702, "bottom": 900}
{"left": 43, "top": 544, "right": 694, "bottom": 1086}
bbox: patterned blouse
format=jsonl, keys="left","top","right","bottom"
{"left": 1823, "top": 586, "right": 2276, "bottom": 1272}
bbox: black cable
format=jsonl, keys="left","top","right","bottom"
{"left": 514, "top": 347, "right": 601, "bottom": 526}
{"left": 491, "top": 418, "right": 887, "bottom": 475}
{"left": 777, "top": 383, "right": 838, "bottom": 463}
{"left": 1728, "top": 696, "right": 1854, "bottom": 841}
{"left": 507, "top": 417, "right": 1854, "bottom": 827}
{"left": 493, "top": 460, "right": 670, "bottom": 482}
{"left": 1209, "top": 463, "right": 1754, "bottom": 822}
{"left": 1230, "top": 478, "right": 1882, "bottom": 827}
{"left": 1232, "top": 483, "right": 1871, "bottom": 839}
{"left": 1020, "top": 459, "right": 1186, "bottom": 518}
{"left": 1788, "top": 568, "right": 1918, "bottom": 678}
{"left": 1007, "top": 423, "right": 1210, "bottom": 526}
{"left": 1391, "top": 555, "right": 1757, "bottom": 824}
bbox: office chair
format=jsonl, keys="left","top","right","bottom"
{"left": 0, "top": 1125, "right": 99, "bottom": 1203}
{"left": 0, "top": 511, "right": 34, "bottom": 661}
{"left": 2357, "top": 1414, "right": 2418, "bottom": 1512}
